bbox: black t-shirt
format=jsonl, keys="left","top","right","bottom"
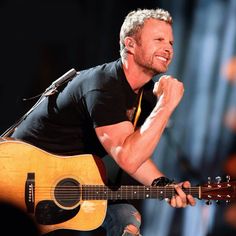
{"left": 11, "top": 59, "right": 156, "bottom": 157}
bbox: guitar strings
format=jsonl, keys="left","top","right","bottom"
{"left": 22, "top": 186, "right": 201, "bottom": 200}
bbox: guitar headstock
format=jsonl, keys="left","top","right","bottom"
{"left": 201, "top": 176, "right": 236, "bottom": 204}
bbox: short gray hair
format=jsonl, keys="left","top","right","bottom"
{"left": 119, "top": 8, "right": 173, "bottom": 62}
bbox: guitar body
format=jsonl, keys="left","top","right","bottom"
{"left": 1, "top": 138, "right": 236, "bottom": 234}
{"left": 0, "top": 138, "right": 107, "bottom": 234}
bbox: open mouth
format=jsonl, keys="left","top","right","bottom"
{"left": 156, "top": 56, "right": 168, "bottom": 62}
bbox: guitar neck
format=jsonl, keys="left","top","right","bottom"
{"left": 81, "top": 185, "right": 200, "bottom": 200}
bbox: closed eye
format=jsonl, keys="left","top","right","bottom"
{"left": 155, "top": 38, "right": 164, "bottom": 41}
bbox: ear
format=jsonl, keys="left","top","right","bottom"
{"left": 124, "top": 37, "right": 136, "bottom": 54}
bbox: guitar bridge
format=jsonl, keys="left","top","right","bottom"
{"left": 25, "top": 172, "right": 35, "bottom": 213}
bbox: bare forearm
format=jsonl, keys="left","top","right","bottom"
{"left": 117, "top": 102, "right": 172, "bottom": 174}
{"left": 130, "top": 158, "right": 165, "bottom": 185}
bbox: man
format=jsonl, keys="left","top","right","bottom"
{"left": 10, "top": 8, "right": 195, "bottom": 236}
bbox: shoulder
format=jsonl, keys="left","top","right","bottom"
{"left": 77, "top": 59, "right": 123, "bottom": 90}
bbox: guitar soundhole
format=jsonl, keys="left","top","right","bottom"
{"left": 54, "top": 178, "right": 80, "bottom": 208}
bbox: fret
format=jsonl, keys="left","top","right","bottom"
{"left": 81, "top": 185, "right": 200, "bottom": 200}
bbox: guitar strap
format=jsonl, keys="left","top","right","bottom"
{"left": 1, "top": 68, "right": 78, "bottom": 137}
{"left": 133, "top": 89, "right": 143, "bottom": 129}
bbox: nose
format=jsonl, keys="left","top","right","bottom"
{"left": 163, "top": 43, "right": 173, "bottom": 58}
{"left": 164, "top": 43, "right": 173, "bottom": 53}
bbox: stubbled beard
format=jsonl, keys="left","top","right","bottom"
{"left": 142, "top": 64, "right": 160, "bottom": 76}
{"left": 134, "top": 51, "right": 168, "bottom": 77}
{"left": 136, "top": 58, "right": 165, "bottom": 77}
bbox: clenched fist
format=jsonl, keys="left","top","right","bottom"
{"left": 153, "top": 75, "right": 184, "bottom": 112}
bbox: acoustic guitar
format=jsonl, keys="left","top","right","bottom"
{"left": 0, "top": 138, "right": 235, "bottom": 234}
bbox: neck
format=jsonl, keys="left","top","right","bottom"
{"left": 122, "top": 58, "right": 153, "bottom": 94}
{"left": 81, "top": 185, "right": 200, "bottom": 200}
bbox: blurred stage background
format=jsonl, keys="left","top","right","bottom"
{"left": 1, "top": 0, "right": 236, "bottom": 236}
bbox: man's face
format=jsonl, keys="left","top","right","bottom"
{"left": 133, "top": 19, "right": 174, "bottom": 76}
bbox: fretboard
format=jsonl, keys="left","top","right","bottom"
{"left": 81, "top": 185, "right": 200, "bottom": 200}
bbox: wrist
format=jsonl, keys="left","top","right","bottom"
{"left": 151, "top": 176, "right": 174, "bottom": 186}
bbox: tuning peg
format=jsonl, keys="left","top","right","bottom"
{"left": 226, "top": 175, "right": 231, "bottom": 182}
{"left": 206, "top": 200, "right": 212, "bottom": 205}
{"left": 208, "top": 177, "right": 211, "bottom": 184}
{"left": 216, "top": 200, "right": 221, "bottom": 205}
{"left": 215, "top": 176, "right": 222, "bottom": 184}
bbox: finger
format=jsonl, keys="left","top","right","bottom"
{"left": 156, "top": 75, "right": 173, "bottom": 96}
{"left": 175, "top": 195, "right": 186, "bottom": 208}
{"left": 174, "top": 184, "right": 187, "bottom": 203}
{"left": 182, "top": 181, "right": 191, "bottom": 188}
{"left": 159, "top": 75, "right": 172, "bottom": 80}
{"left": 174, "top": 184, "right": 188, "bottom": 208}
{"left": 182, "top": 181, "right": 196, "bottom": 206}
{"left": 187, "top": 194, "right": 196, "bottom": 206}
{"left": 165, "top": 198, "right": 170, "bottom": 204}
{"left": 153, "top": 82, "right": 158, "bottom": 96}
{"left": 171, "top": 198, "right": 176, "bottom": 208}
{"left": 153, "top": 81, "right": 163, "bottom": 98}
{"left": 156, "top": 83, "right": 163, "bottom": 98}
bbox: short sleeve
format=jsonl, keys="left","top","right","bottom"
{"left": 84, "top": 89, "right": 129, "bottom": 128}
